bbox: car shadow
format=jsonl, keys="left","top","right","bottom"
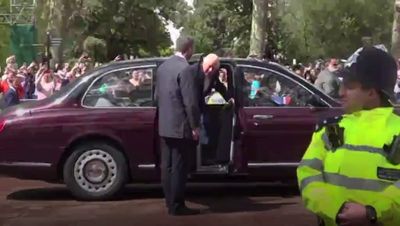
{"left": 188, "top": 183, "right": 299, "bottom": 213}
{"left": 7, "top": 183, "right": 299, "bottom": 203}
{"left": 189, "top": 198, "right": 296, "bottom": 214}
{"left": 7, "top": 186, "right": 73, "bottom": 201}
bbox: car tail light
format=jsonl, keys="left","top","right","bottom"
{"left": 0, "top": 119, "right": 5, "bottom": 133}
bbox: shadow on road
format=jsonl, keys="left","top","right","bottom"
{"left": 7, "top": 187, "right": 73, "bottom": 201}
{"left": 7, "top": 183, "right": 299, "bottom": 204}
{"left": 189, "top": 197, "right": 297, "bottom": 214}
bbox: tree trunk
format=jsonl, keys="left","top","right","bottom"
{"left": 249, "top": 0, "right": 268, "bottom": 58}
{"left": 392, "top": 0, "right": 400, "bottom": 58}
{"left": 48, "top": 0, "right": 78, "bottom": 64}
{"left": 47, "top": 0, "right": 62, "bottom": 65}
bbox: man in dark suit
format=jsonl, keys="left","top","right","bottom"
{"left": 3, "top": 75, "right": 22, "bottom": 108}
{"left": 155, "top": 35, "right": 200, "bottom": 216}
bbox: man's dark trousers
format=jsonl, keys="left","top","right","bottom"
{"left": 161, "top": 137, "right": 196, "bottom": 213}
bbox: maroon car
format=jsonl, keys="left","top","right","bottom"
{"left": 0, "top": 58, "right": 342, "bottom": 200}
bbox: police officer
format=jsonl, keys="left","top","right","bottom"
{"left": 297, "top": 46, "right": 400, "bottom": 226}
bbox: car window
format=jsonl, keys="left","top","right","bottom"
{"left": 240, "top": 67, "right": 316, "bottom": 107}
{"left": 82, "top": 67, "right": 154, "bottom": 108}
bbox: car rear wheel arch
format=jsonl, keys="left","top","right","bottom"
{"left": 58, "top": 135, "right": 132, "bottom": 182}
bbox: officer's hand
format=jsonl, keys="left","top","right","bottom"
{"left": 337, "top": 202, "right": 371, "bottom": 226}
{"left": 192, "top": 128, "right": 200, "bottom": 141}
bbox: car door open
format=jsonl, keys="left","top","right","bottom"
{"left": 194, "top": 62, "right": 238, "bottom": 175}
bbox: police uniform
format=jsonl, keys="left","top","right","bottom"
{"left": 297, "top": 47, "right": 400, "bottom": 226}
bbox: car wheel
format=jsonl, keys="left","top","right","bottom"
{"left": 63, "top": 143, "right": 128, "bottom": 201}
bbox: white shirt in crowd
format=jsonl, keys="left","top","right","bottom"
{"left": 395, "top": 70, "right": 400, "bottom": 94}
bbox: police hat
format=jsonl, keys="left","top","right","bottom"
{"left": 339, "top": 46, "right": 397, "bottom": 101}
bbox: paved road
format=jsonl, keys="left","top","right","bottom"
{"left": 0, "top": 177, "right": 316, "bottom": 226}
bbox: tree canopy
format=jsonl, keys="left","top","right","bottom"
{"left": 182, "top": 0, "right": 394, "bottom": 63}
{"left": 181, "top": 0, "right": 252, "bottom": 57}
{"left": 282, "top": 0, "right": 393, "bottom": 62}
{"left": 34, "top": 0, "right": 190, "bottom": 62}
{"left": 0, "top": 0, "right": 396, "bottom": 66}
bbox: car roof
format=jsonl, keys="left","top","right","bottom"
{"left": 97, "top": 57, "right": 288, "bottom": 72}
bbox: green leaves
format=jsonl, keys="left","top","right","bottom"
{"left": 0, "top": 0, "right": 394, "bottom": 65}
{"left": 181, "top": 0, "right": 252, "bottom": 57}
{"left": 281, "top": 0, "right": 393, "bottom": 62}
{"left": 182, "top": 0, "right": 394, "bottom": 63}
{"left": 32, "top": 0, "right": 188, "bottom": 62}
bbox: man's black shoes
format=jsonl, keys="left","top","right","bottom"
{"left": 168, "top": 206, "right": 201, "bottom": 216}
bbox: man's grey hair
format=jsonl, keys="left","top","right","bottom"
{"left": 176, "top": 35, "right": 194, "bottom": 54}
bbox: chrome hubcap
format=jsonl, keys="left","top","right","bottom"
{"left": 84, "top": 159, "right": 108, "bottom": 184}
{"left": 74, "top": 149, "right": 117, "bottom": 192}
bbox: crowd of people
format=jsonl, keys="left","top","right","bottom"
{"left": 290, "top": 56, "right": 400, "bottom": 103}
{"left": 290, "top": 59, "right": 341, "bottom": 84}
{"left": 0, "top": 54, "right": 96, "bottom": 108}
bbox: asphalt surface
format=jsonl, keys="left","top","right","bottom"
{"left": 0, "top": 177, "right": 316, "bottom": 226}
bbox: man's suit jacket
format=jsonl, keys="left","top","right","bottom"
{"left": 156, "top": 55, "right": 201, "bottom": 139}
{"left": 4, "top": 87, "right": 20, "bottom": 108}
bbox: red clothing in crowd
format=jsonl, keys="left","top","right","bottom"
{"left": 0, "top": 80, "right": 24, "bottom": 98}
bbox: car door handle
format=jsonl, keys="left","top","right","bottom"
{"left": 253, "top": 115, "right": 274, "bottom": 120}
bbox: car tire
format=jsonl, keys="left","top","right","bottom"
{"left": 63, "top": 142, "right": 128, "bottom": 201}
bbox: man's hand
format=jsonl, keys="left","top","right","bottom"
{"left": 192, "top": 128, "right": 200, "bottom": 141}
{"left": 337, "top": 202, "right": 372, "bottom": 226}
{"left": 37, "top": 64, "right": 45, "bottom": 73}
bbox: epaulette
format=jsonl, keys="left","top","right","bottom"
{"left": 315, "top": 115, "right": 343, "bottom": 132}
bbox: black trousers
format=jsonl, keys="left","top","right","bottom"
{"left": 216, "top": 106, "right": 234, "bottom": 163}
{"left": 160, "top": 137, "right": 196, "bottom": 212}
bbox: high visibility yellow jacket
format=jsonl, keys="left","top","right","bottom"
{"left": 297, "top": 107, "right": 400, "bottom": 226}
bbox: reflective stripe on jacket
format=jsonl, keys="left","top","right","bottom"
{"left": 297, "top": 107, "right": 400, "bottom": 226}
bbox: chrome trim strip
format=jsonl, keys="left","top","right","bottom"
{"left": 236, "top": 64, "right": 332, "bottom": 107}
{"left": 0, "top": 162, "right": 52, "bottom": 167}
{"left": 138, "top": 164, "right": 156, "bottom": 169}
{"left": 248, "top": 162, "right": 299, "bottom": 167}
{"left": 81, "top": 64, "right": 157, "bottom": 109}
{"left": 229, "top": 113, "right": 236, "bottom": 163}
